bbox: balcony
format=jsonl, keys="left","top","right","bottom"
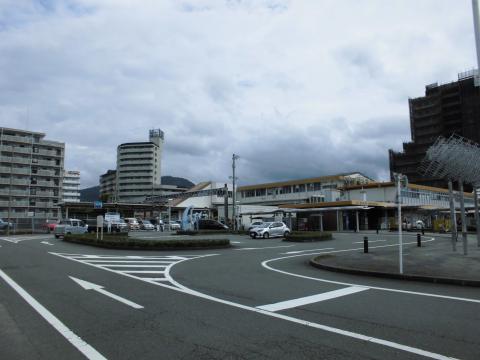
{"left": 0, "top": 189, "right": 29, "bottom": 196}
{"left": 1, "top": 146, "right": 32, "bottom": 154}
{"left": 37, "top": 149, "right": 62, "bottom": 157}
{"left": 36, "top": 159, "right": 58, "bottom": 167}
{"left": 1, "top": 156, "right": 31, "bottom": 165}
{"left": 33, "top": 191, "right": 55, "bottom": 197}
{"left": 1, "top": 134, "right": 33, "bottom": 144}
{"left": 31, "top": 181, "right": 57, "bottom": 187}
{"left": 0, "top": 201, "right": 29, "bottom": 207}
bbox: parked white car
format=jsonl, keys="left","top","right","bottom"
{"left": 54, "top": 219, "right": 88, "bottom": 238}
{"left": 124, "top": 218, "right": 140, "bottom": 230}
{"left": 165, "top": 220, "right": 180, "bottom": 231}
{"left": 249, "top": 222, "right": 290, "bottom": 239}
{"left": 139, "top": 219, "right": 155, "bottom": 230}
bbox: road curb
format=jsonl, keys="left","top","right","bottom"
{"left": 310, "top": 256, "right": 480, "bottom": 287}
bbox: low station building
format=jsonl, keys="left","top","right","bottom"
{"left": 237, "top": 178, "right": 475, "bottom": 232}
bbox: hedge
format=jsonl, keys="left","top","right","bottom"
{"left": 284, "top": 231, "right": 333, "bottom": 242}
{"left": 62, "top": 233, "right": 230, "bottom": 250}
{"left": 176, "top": 230, "right": 248, "bottom": 236}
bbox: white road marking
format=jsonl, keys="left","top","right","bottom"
{"left": 353, "top": 239, "right": 386, "bottom": 244}
{"left": 40, "top": 241, "right": 54, "bottom": 246}
{"left": 282, "top": 247, "right": 334, "bottom": 254}
{"left": 0, "top": 235, "right": 47, "bottom": 244}
{"left": 257, "top": 286, "right": 369, "bottom": 312}
{"left": 51, "top": 253, "right": 217, "bottom": 290}
{"left": 70, "top": 277, "right": 143, "bottom": 309}
{"left": 262, "top": 238, "right": 480, "bottom": 304}
{"left": 0, "top": 269, "right": 107, "bottom": 360}
{"left": 86, "top": 260, "right": 172, "bottom": 263}
{"left": 100, "top": 264, "right": 168, "bottom": 268}
{"left": 235, "top": 245, "right": 295, "bottom": 251}
{"left": 231, "top": 241, "right": 242, "bottom": 244}
{"left": 162, "top": 259, "right": 457, "bottom": 360}
{"left": 51, "top": 248, "right": 460, "bottom": 359}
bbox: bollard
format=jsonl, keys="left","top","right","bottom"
{"left": 417, "top": 233, "right": 421, "bottom": 247}
{"left": 364, "top": 236, "right": 368, "bottom": 253}
{"left": 421, "top": 228, "right": 425, "bottom": 235}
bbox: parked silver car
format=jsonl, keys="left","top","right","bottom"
{"left": 249, "top": 222, "right": 290, "bottom": 239}
{"left": 54, "top": 219, "right": 88, "bottom": 238}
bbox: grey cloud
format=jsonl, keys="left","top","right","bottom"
{"left": 0, "top": 0, "right": 473, "bottom": 188}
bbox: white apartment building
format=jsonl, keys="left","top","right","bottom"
{"left": 62, "top": 170, "right": 80, "bottom": 203}
{"left": 116, "top": 129, "right": 164, "bottom": 203}
{"left": 0, "top": 127, "right": 65, "bottom": 220}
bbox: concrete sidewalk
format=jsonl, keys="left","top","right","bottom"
{"left": 311, "top": 234, "right": 480, "bottom": 286}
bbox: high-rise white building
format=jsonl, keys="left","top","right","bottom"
{"left": 0, "top": 127, "right": 64, "bottom": 220}
{"left": 62, "top": 170, "right": 80, "bottom": 203}
{"left": 116, "top": 129, "right": 165, "bottom": 203}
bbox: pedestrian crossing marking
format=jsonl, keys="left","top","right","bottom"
{"left": 0, "top": 235, "right": 50, "bottom": 244}
{"left": 50, "top": 253, "right": 217, "bottom": 290}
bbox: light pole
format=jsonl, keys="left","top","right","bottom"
{"left": 394, "top": 173, "right": 408, "bottom": 274}
{"left": 168, "top": 198, "right": 173, "bottom": 232}
{"left": 231, "top": 154, "right": 240, "bottom": 231}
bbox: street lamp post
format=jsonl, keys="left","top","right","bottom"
{"left": 231, "top": 154, "right": 240, "bottom": 231}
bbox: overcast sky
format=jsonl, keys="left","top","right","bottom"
{"left": 0, "top": 0, "right": 477, "bottom": 188}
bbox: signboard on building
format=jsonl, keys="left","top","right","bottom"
{"left": 94, "top": 201, "right": 103, "bottom": 209}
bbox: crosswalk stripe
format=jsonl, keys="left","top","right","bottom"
{"left": 50, "top": 252, "right": 217, "bottom": 290}
{"left": 101, "top": 265, "right": 168, "bottom": 268}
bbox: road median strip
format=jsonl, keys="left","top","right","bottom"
{"left": 62, "top": 233, "right": 230, "bottom": 250}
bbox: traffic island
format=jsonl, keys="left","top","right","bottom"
{"left": 283, "top": 231, "right": 333, "bottom": 242}
{"left": 62, "top": 233, "right": 230, "bottom": 250}
{"left": 310, "top": 237, "right": 480, "bottom": 287}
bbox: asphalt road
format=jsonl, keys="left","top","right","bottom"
{"left": 0, "top": 231, "right": 479, "bottom": 360}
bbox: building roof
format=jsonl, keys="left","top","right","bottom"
{"left": 280, "top": 200, "right": 396, "bottom": 209}
{"left": 341, "top": 181, "right": 473, "bottom": 197}
{"left": 0, "top": 127, "right": 45, "bottom": 137}
{"left": 238, "top": 172, "right": 374, "bottom": 191}
{"left": 118, "top": 142, "right": 156, "bottom": 148}
{"left": 169, "top": 182, "right": 212, "bottom": 207}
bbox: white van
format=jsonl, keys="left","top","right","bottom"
{"left": 54, "top": 219, "right": 88, "bottom": 238}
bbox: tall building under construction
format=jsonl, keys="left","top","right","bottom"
{"left": 389, "top": 71, "right": 480, "bottom": 189}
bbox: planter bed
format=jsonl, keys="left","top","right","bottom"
{"left": 63, "top": 233, "right": 230, "bottom": 250}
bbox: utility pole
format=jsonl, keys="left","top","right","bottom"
{"left": 394, "top": 173, "right": 407, "bottom": 274}
{"left": 231, "top": 154, "right": 239, "bottom": 231}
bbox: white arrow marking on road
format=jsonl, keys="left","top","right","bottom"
{"left": 41, "top": 241, "right": 54, "bottom": 246}
{"left": 282, "top": 247, "right": 334, "bottom": 255}
{"left": 69, "top": 276, "right": 144, "bottom": 309}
